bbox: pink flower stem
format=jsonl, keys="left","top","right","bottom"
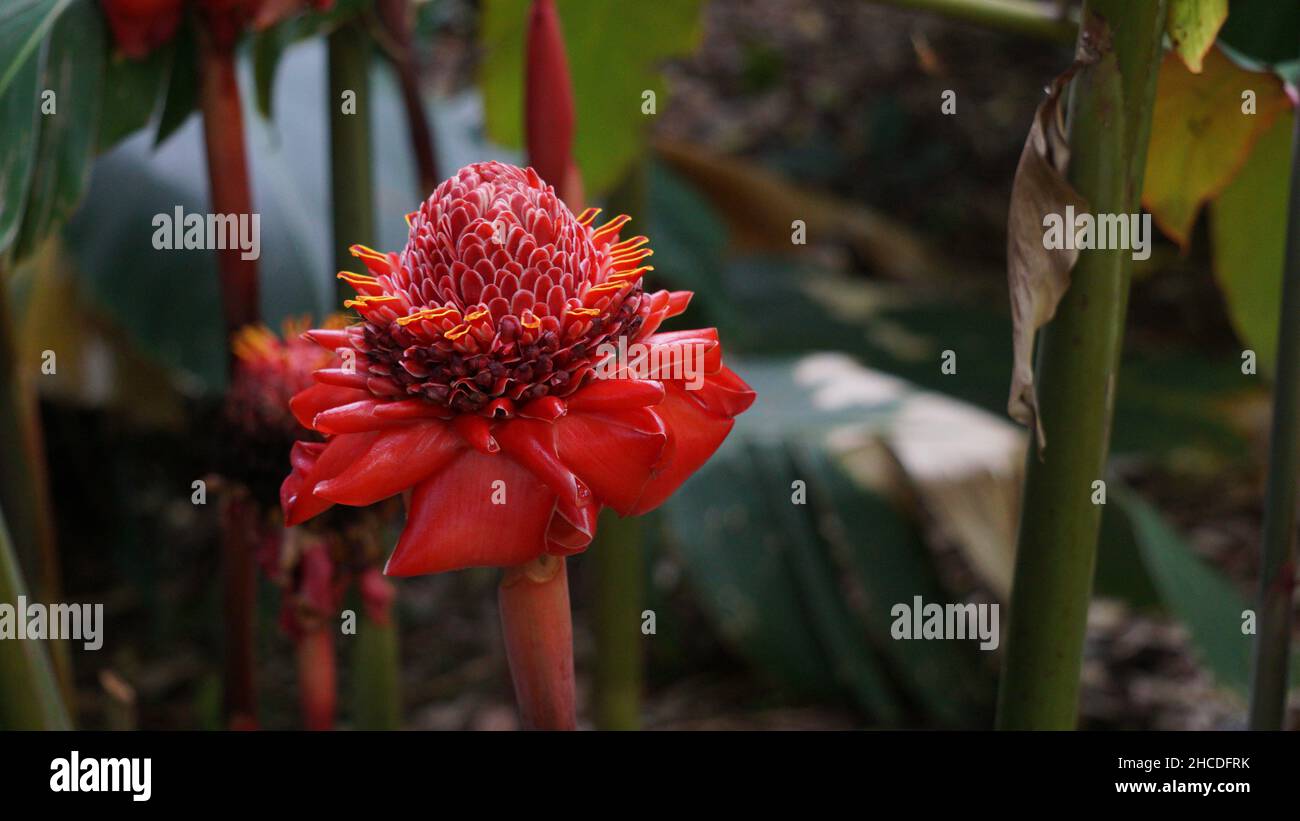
{"left": 296, "top": 627, "right": 338, "bottom": 731}
{"left": 498, "top": 554, "right": 576, "bottom": 730}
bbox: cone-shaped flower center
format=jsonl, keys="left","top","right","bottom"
{"left": 346, "top": 162, "right": 651, "bottom": 415}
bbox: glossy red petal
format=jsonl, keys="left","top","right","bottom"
{"left": 315, "top": 422, "right": 462, "bottom": 507}
{"left": 629, "top": 383, "right": 737, "bottom": 515}
{"left": 564, "top": 378, "right": 665, "bottom": 412}
{"left": 284, "top": 432, "right": 380, "bottom": 525}
{"left": 280, "top": 440, "right": 326, "bottom": 517}
{"left": 384, "top": 451, "right": 556, "bottom": 575}
{"left": 289, "top": 383, "right": 368, "bottom": 430}
{"left": 554, "top": 407, "right": 667, "bottom": 515}
{"left": 313, "top": 399, "right": 422, "bottom": 434}
{"left": 495, "top": 418, "right": 590, "bottom": 509}
{"left": 545, "top": 500, "right": 599, "bottom": 556}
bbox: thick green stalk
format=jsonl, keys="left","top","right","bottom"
{"left": 588, "top": 166, "right": 649, "bottom": 730}
{"left": 867, "top": 0, "right": 1076, "bottom": 42}
{"left": 1248, "top": 111, "right": 1300, "bottom": 730}
{"left": 996, "top": 0, "right": 1166, "bottom": 730}
{"left": 329, "top": 20, "right": 376, "bottom": 304}
{"left": 328, "top": 27, "right": 402, "bottom": 725}
{"left": 592, "top": 510, "right": 645, "bottom": 730}
{"left": 352, "top": 609, "right": 402, "bottom": 729}
{"left": 0, "top": 509, "right": 70, "bottom": 730}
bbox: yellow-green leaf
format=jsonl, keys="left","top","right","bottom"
{"left": 1142, "top": 46, "right": 1288, "bottom": 247}
{"left": 480, "top": 0, "right": 704, "bottom": 197}
{"left": 1210, "top": 110, "right": 1294, "bottom": 374}
{"left": 1166, "top": 0, "right": 1228, "bottom": 73}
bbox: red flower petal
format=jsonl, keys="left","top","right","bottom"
{"left": 384, "top": 451, "right": 556, "bottom": 575}
{"left": 495, "top": 418, "right": 590, "bottom": 510}
{"left": 314, "top": 422, "right": 463, "bottom": 507}
{"left": 554, "top": 407, "right": 667, "bottom": 515}
{"left": 630, "top": 382, "right": 739, "bottom": 515}
{"left": 290, "top": 383, "right": 368, "bottom": 429}
{"left": 283, "top": 432, "right": 380, "bottom": 525}
{"left": 313, "top": 399, "right": 423, "bottom": 434}
{"left": 564, "top": 378, "right": 665, "bottom": 412}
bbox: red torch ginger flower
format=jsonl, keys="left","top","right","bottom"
{"left": 283, "top": 161, "right": 754, "bottom": 576}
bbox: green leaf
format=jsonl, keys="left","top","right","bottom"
{"left": 661, "top": 358, "right": 996, "bottom": 725}
{"left": 1166, "top": 0, "right": 1228, "bottom": 73}
{"left": 1218, "top": 0, "right": 1300, "bottom": 66}
{"left": 0, "top": 0, "right": 72, "bottom": 98}
{"left": 15, "top": 0, "right": 104, "bottom": 259}
{"left": 480, "top": 0, "right": 704, "bottom": 196}
{"left": 0, "top": 507, "right": 70, "bottom": 730}
{"left": 1210, "top": 110, "right": 1294, "bottom": 373}
{"left": 1111, "top": 485, "right": 1254, "bottom": 694}
{"left": 97, "top": 43, "right": 173, "bottom": 152}
{"left": 155, "top": 21, "right": 199, "bottom": 147}
{"left": 0, "top": 0, "right": 76, "bottom": 255}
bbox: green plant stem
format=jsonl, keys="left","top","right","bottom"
{"left": 1248, "top": 110, "right": 1300, "bottom": 730}
{"left": 0, "top": 509, "right": 70, "bottom": 730}
{"left": 592, "top": 510, "right": 645, "bottom": 730}
{"left": 352, "top": 603, "right": 402, "bottom": 730}
{"left": 996, "top": 0, "right": 1166, "bottom": 730}
{"left": 0, "top": 264, "right": 72, "bottom": 702}
{"left": 867, "top": 0, "right": 1077, "bottom": 42}
{"left": 329, "top": 20, "right": 376, "bottom": 304}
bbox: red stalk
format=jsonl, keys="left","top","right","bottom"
{"left": 199, "top": 28, "right": 261, "bottom": 730}
{"left": 296, "top": 627, "right": 338, "bottom": 731}
{"left": 198, "top": 31, "right": 259, "bottom": 340}
{"left": 498, "top": 554, "right": 576, "bottom": 730}
{"left": 377, "top": 0, "right": 439, "bottom": 193}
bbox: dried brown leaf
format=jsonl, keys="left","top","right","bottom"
{"left": 1006, "top": 19, "right": 1111, "bottom": 452}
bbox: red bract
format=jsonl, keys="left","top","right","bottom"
{"left": 283, "top": 161, "right": 754, "bottom": 576}
{"left": 100, "top": 0, "right": 184, "bottom": 59}
{"left": 525, "top": 0, "right": 578, "bottom": 206}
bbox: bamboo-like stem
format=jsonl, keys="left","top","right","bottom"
{"left": 219, "top": 492, "right": 259, "bottom": 729}
{"left": 0, "top": 266, "right": 71, "bottom": 700}
{"left": 376, "top": 0, "right": 439, "bottom": 193}
{"left": 867, "top": 0, "right": 1077, "bottom": 42}
{"left": 328, "top": 20, "right": 376, "bottom": 305}
{"left": 0, "top": 509, "right": 70, "bottom": 730}
{"left": 1248, "top": 111, "right": 1300, "bottom": 730}
{"left": 996, "top": 0, "right": 1166, "bottom": 730}
{"left": 198, "top": 33, "right": 259, "bottom": 340}
{"left": 591, "top": 510, "right": 645, "bottom": 730}
{"left": 351, "top": 569, "right": 401, "bottom": 729}
{"left": 296, "top": 627, "right": 337, "bottom": 731}
{"left": 498, "top": 554, "right": 576, "bottom": 730}
{"left": 589, "top": 165, "right": 649, "bottom": 730}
